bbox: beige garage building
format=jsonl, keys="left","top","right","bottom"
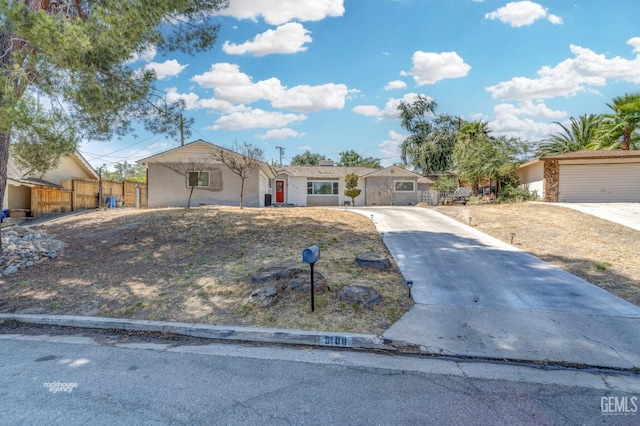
{"left": 517, "top": 150, "right": 640, "bottom": 203}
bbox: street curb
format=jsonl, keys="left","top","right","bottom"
{"left": 0, "top": 313, "right": 416, "bottom": 352}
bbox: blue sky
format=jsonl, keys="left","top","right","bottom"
{"left": 79, "top": 0, "right": 640, "bottom": 169}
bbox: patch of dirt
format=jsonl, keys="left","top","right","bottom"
{"left": 430, "top": 203, "right": 640, "bottom": 307}
{"left": 0, "top": 207, "right": 412, "bottom": 334}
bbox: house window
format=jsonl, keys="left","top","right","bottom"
{"left": 394, "top": 180, "right": 415, "bottom": 192}
{"left": 307, "top": 181, "right": 339, "bottom": 195}
{"left": 188, "top": 171, "right": 210, "bottom": 188}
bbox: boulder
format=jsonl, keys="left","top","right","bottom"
{"left": 288, "top": 270, "right": 328, "bottom": 294}
{"left": 248, "top": 285, "right": 278, "bottom": 307}
{"left": 252, "top": 266, "right": 302, "bottom": 284}
{"left": 336, "top": 285, "right": 382, "bottom": 308}
{"left": 355, "top": 253, "right": 391, "bottom": 270}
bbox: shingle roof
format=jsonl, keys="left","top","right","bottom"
{"left": 276, "top": 166, "right": 378, "bottom": 178}
{"left": 541, "top": 150, "right": 640, "bottom": 160}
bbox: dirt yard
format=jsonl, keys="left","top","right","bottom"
{"left": 0, "top": 207, "right": 412, "bottom": 334}
{"left": 430, "top": 203, "right": 640, "bottom": 307}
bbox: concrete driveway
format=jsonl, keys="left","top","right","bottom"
{"left": 350, "top": 207, "right": 640, "bottom": 369}
{"left": 551, "top": 202, "right": 640, "bottom": 232}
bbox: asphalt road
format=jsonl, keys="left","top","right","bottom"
{"left": 1, "top": 335, "right": 638, "bottom": 425}
{"left": 350, "top": 207, "right": 640, "bottom": 368}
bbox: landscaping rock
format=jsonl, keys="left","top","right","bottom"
{"left": 252, "top": 266, "right": 302, "bottom": 283}
{"left": 248, "top": 285, "right": 279, "bottom": 307}
{"left": 336, "top": 285, "right": 382, "bottom": 308}
{"left": 355, "top": 253, "right": 391, "bottom": 270}
{"left": 1, "top": 226, "right": 66, "bottom": 276}
{"left": 288, "top": 270, "right": 328, "bottom": 294}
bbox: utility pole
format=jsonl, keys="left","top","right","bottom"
{"left": 275, "top": 146, "right": 285, "bottom": 166}
{"left": 180, "top": 114, "right": 184, "bottom": 146}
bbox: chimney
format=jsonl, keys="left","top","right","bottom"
{"left": 319, "top": 158, "right": 334, "bottom": 167}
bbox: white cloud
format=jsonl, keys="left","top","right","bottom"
{"left": 353, "top": 93, "right": 429, "bottom": 121}
{"left": 216, "top": 0, "right": 344, "bottom": 25}
{"left": 298, "top": 145, "right": 312, "bottom": 151}
{"left": 192, "top": 63, "right": 350, "bottom": 112}
{"left": 127, "top": 45, "right": 157, "bottom": 64}
{"left": 628, "top": 37, "right": 640, "bottom": 53}
{"left": 379, "top": 130, "right": 406, "bottom": 166}
{"left": 144, "top": 60, "right": 187, "bottom": 79}
{"left": 384, "top": 80, "right": 408, "bottom": 91}
{"left": 485, "top": 1, "right": 562, "bottom": 27}
{"left": 256, "top": 128, "right": 306, "bottom": 140}
{"left": 164, "top": 87, "right": 200, "bottom": 110}
{"left": 504, "top": 100, "right": 566, "bottom": 119}
{"left": 352, "top": 105, "right": 380, "bottom": 117}
{"left": 223, "top": 22, "right": 312, "bottom": 56}
{"left": 210, "top": 108, "right": 307, "bottom": 131}
{"left": 401, "top": 51, "right": 471, "bottom": 85}
{"left": 486, "top": 40, "right": 640, "bottom": 101}
{"left": 272, "top": 83, "right": 349, "bottom": 112}
{"left": 489, "top": 103, "right": 561, "bottom": 141}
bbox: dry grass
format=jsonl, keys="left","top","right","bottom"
{"left": 430, "top": 203, "right": 640, "bottom": 307}
{"left": 0, "top": 207, "right": 413, "bottom": 334}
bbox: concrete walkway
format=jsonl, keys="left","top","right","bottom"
{"left": 350, "top": 207, "right": 640, "bottom": 369}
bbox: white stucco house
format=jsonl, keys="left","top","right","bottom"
{"left": 3, "top": 150, "right": 98, "bottom": 216}
{"left": 516, "top": 150, "right": 640, "bottom": 202}
{"left": 138, "top": 140, "right": 276, "bottom": 208}
{"left": 274, "top": 162, "right": 434, "bottom": 206}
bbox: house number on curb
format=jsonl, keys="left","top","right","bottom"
{"left": 320, "top": 336, "right": 353, "bottom": 346}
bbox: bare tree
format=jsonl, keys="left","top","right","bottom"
{"left": 371, "top": 177, "right": 395, "bottom": 206}
{"left": 159, "top": 158, "right": 212, "bottom": 208}
{"left": 211, "top": 141, "right": 265, "bottom": 209}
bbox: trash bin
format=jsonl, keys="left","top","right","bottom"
{"left": 264, "top": 193, "right": 272, "bottom": 207}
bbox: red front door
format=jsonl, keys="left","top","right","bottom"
{"left": 275, "top": 180, "right": 285, "bottom": 203}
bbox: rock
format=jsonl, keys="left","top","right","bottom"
{"left": 248, "top": 285, "right": 279, "bottom": 307}
{"left": 288, "top": 270, "right": 328, "bottom": 294}
{"left": 355, "top": 253, "right": 391, "bottom": 270}
{"left": 336, "top": 285, "right": 382, "bottom": 308}
{"left": 3, "top": 265, "right": 19, "bottom": 276}
{"left": 1, "top": 226, "right": 65, "bottom": 276}
{"left": 252, "top": 266, "right": 302, "bottom": 283}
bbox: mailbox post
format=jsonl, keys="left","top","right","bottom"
{"left": 302, "top": 245, "right": 320, "bottom": 312}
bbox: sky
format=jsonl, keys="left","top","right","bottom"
{"left": 78, "top": 0, "right": 640, "bottom": 169}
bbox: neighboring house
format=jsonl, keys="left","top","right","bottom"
{"left": 274, "top": 162, "right": 434, "bottom": 206}
{"left": 516, "top": 150, "right": 640, "bottom": 202}
{"left": 138, "top": 140, "right": 276, "bottom": 208}
{"left": 3, "top": 151, "right": 99, "bottom": 216}
{"left": 515, "top": 159, "right": 544, "bottom": 198}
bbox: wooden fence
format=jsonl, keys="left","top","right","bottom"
{"left": 31, "top": 178, "right": 147, "bottom": 217}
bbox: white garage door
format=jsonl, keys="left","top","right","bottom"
{"left": 559, "top": 163, "right": 640, "bottom": 202}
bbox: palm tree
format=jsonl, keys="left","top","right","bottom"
{"left": 593, "top": 93, "right": 640, "bottom": 150}
{"left": 537, "top": 114, "right": 602, "bottom": 156}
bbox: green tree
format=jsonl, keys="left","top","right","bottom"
{"left": 433, "top": 176, "right": 459, "bottom": 193}
{"left": 454, "top": 133, "right": 521, "bottom": 197}
{"left": 343, "top": 173, "right": 361, "bottom": 206}
{"left": 0, "top": 0, "right": 227, "bottom": 247}
{"left": 102, "top": 161, "right": 147, "bottom": 183}
{"left": 537, "top": 114, "right": 603, "bottom": 156}
{"left": 337, "top": 150, "right": 380, "bottom": 168}
{"left": 398, "top": 96, "right": 457, "bottom": 174}
{"left": 291, "top": 150, "right": 325, "bottom": 166}
{"left": 593, "top": 93, "right": 640, "bottom": 150}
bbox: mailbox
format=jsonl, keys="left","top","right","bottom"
{"left": 302, "top": 245, "right": 320, "bottom": 264}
